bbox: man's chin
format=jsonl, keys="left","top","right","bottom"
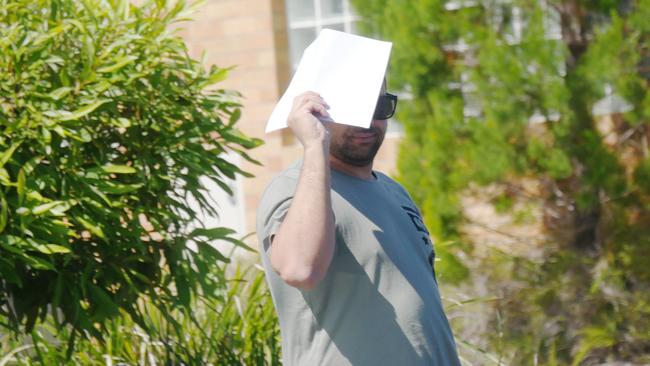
{"left": 335, "top": 149, "right": 379, "bottom": 167}
{"left": 341, "top": 158, "right": 374, "bottom": 167}
{"left": 330, "top": 137, "right": 384, "bottom": 167}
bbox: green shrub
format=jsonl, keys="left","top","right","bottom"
{"left": 0, "top": 264, "right": 281, "bottom": 365}
{"left": 0, "top": 0, "right": 261, "bottom": 351}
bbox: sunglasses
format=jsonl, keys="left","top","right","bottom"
{"left": 373, "top": 92, "right": 398, "bottom": 120}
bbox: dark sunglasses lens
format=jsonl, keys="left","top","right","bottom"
{"left": 374, "top": 96, "right": 395, "bottom": 119}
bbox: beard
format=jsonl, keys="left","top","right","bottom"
{"left": 329, "top": 126, "right": 385, "bottom": 167}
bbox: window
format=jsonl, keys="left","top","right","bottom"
{"left": 285, "top": 0, "right": 359, "bottom": 70}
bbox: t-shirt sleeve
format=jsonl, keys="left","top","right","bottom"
{"left": 260, "top": 197, "right": 292, "bottom": 251}
{"left": 256, "top": 174, "right": 298, "bottom": 253}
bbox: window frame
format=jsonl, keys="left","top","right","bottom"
{"left": 285, "top": 0, "right": 360, "bottom": 70}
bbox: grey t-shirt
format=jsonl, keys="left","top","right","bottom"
{"left": 256, "top": 162, "right": 461, "bottom": 366}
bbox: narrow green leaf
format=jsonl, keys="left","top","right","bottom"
{"left": 86, "top": 186, "right": 117, "bottom": 207}
{"left": 197, "top": 242, "right": 230, "bottom": 263}
{"left": 52, "top": 273, "right": 64, "bottom": 316}
{"left": 16, "top": 207, "right": 29, "bottom": 216}
{"left": 222, "top": 236, "right": 255, "bottom": 252}
{"left": 44, "top": 55, "right": 65, "bottom": 67}
{"left": 47, "top": 86, "right": 73, "bottom": 100}
{"left": 101, "top": 164, "right": 136, "bottom": 174}
{"left": 0, "top": 191, "right": 7, "bottom": 233}
{"left": 35, "top": 244, "right": 71, "bottom": 254}
{"left": 18, "top": 157, "right": 42, "bottom": 175}
{"left": 0, "top": 257, "right": 21, "bottom": 286}
{"left": 79, "top": 0, "right": 99, "bottom": 24}
{"left": 49, "top": 200, "right": 76, "bottom": 216}
{"left": 53, "top": 125, "right": 65, "bottom": 138}
{"left": 32, "top": 201, "right": 65, "bottom": 215}
{"left": 0, "top": 168, "right": 10, "bottom": 186}
{"left": 62, "top": 100, "right": 108, "bottom": 121}
{"left": 97, "top": 55, "right": 137, "bottom": 73}
{"left": 0, "top": 142, "right": 21, "bottom": 168}
{"left": 88, "top": 284, "right": 119, "bottom": 318}
{"left": 41, "top": 127, "right": 52, "bottom": 144}
{"left": 110, "top": 117, "right": 131, "bottom": 128}
{"left": 33, "top": 23, "right": 69, "bottom": 46}
{"left": 81, "top": 35, "right": 95, "bottom": 80}
{"left": 228, "top": 108, "right": 241, "bottom": 127}
{"left": 175, "top": 272, "right": 191, "bottom": 307}
{"left": 190, "top": 227, "right": 235, "bottom": 239}
{"left": 45, "top": 100, "right": 108, "bottom": 121}
{"left": 17, "top": 169, "right": 25, "bottom": 205}
{"left": 95, "top": 181, "right": 143, "bottom": 194}
{"left": 77, "top": 216, "right": 105, "bottom": 239}
{"left": 25, "top": 255, "right": 56, "bottom": 271}
{"left": 63, "top": 19, "right": 86, "bottom": 33}
{"left": 65, "top": 127, "right": 92, "bottom": 142}
{"left": 198, "top": 67, "right": 229, "bottom": 89}
{"left": 0, "top": 236, "right": 27, "bottom": 254}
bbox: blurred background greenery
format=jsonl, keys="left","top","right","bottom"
{"left": 1, "top": 0, "right": 649, "bottom": 365}
{"left": 352, "top": 0, "right": 650, "bottom": 364}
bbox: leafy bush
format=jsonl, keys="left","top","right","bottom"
{"left": 0, "top": 265, "right": 281, "bottom": 365}
{"left": 0, "top": 0, "right": 261, "bottom": 349}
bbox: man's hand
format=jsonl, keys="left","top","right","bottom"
{"left": 288, "top": 91, "right": 331, "bottom": 149}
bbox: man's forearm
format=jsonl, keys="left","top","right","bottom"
{"left": 269, "top": 142, "right": 335, "bottom": 290}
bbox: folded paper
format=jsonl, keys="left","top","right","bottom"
{"left": 266, "top": 29, "right": 392, "bottom": 133}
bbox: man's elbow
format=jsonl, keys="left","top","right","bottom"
{"left": 267, "top": 235, "right": 333, "bottom": 290}
{"left": 274, "top": 263, "right": 325, "bottom": 291}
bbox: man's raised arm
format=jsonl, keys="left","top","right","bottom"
{"left": 268, "top": 91, "right": 335, "bottom": 290}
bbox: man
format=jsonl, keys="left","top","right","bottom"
{"left": 256, "top": 84, "right": 461, "bottom": 365}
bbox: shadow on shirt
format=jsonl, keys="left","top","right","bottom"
{"left": 300, "top": 235, "right": 422, "bottom": 365}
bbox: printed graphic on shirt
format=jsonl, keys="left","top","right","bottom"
{"left": 401, "top": 206, "right": 436, "bottom": 280}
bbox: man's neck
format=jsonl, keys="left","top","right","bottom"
{"left": 329, "top": 155, "right": 375, "bottom": 180}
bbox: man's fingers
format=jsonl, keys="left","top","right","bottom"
{"left": 295, "top": 96, "right": 325, "bottom": 111}
{"left": 299, "top": 100, "right": 329, "bottom": 118}
{"left": 286, "top": 92, "right": 332, "bottom": 147}
{"left": 294, "top": 91, "right": 321, "bottom": 103}
{"left": 293, "top": 92, "right": 329, "bottom": 111}
{"left": 287, "top": 100, "right": 330, "bottom": 132}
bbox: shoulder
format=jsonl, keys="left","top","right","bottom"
{"left": 263, "top": 161, "right": 300, "bottom": 195}
{"left": 375, "top": 171, "right": 410, "bottom": 196}
{"left": 375, "top": 171, "right": 421, "bottom": 211}
{"left": 257, "top": 161, "right": 301, "bottom": 217}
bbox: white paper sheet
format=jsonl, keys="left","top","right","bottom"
{"left": 265, "top": 29, "right": 392, "bottom": 133}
